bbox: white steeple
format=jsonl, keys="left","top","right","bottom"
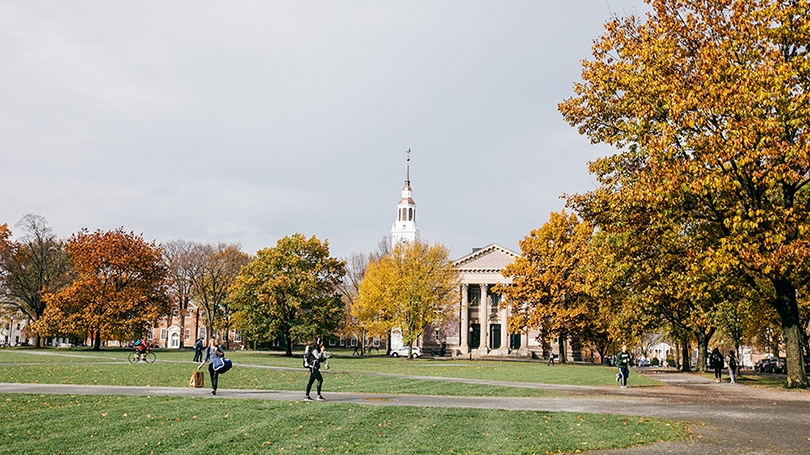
{"left": 391, "top": 149, "right": 420, "bottom": 248}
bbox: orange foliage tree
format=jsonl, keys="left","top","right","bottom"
{"left": 559, "top": 0, "right": 810, "bottom": 387}
{"left": 496, "top": 211, "right": 597, "bottom": 363}
{"left": 34, "top": 228, "right": 171, "bottom": 349}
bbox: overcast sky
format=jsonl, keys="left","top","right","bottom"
{"left": 1, "top": 1, "right": 648, "bottom": 259}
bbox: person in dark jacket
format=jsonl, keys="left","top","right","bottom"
{"left": 198, "top": 338, "right": 223, "bottom": 395}
{"left": 193, "top": 338, "right": 203, "bottom": 362}
{"left": 304, "top": 338, "right": 325, "bottom": 401}
{"left": 710, "top": 347, "right": 724, "bottom": 383}
{"left": 616, "top": 344, "right": 631, "bottom": 388}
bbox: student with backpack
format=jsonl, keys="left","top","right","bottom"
{"left": 304, "top": 338, "right": 325, "bottom": 401}
{"left": 710, "top": 347, "right": 724, "bottom": 383}
{"left": 728, "top": 350, "right": 738, "bottom": 384}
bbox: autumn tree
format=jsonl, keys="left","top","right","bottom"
{"left": 355, "top": 240, "right": 459, "bottom": 359}
{"left": 34, "top": 228, "right": 171, "bottom": 349}
{"left": 161, "top": 240, "right": 196, "bottom": 348}
{"left": 336, "top": 252, "right": 370, "bottom": 354}
{"left": 0, "top": 215, "right": 72, "bottom": 346}
{"left": 230, "top": 234, "right": 345, "bottom": 356}
{"left": 187, "top": 242, "right": 249, "bottom": 348}
{"left": 559, "top": 0, "right": 810, "bottom": 387}
{"left": 497, "top": 211, "right": 596, "bottom": 363}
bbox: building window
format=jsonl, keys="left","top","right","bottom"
{"left": 198, "top": 327, "right": 206, "bottom": 340}
{"left": 160, "top": 329, "right": 167, "bottom": 340}
{"left": 408, "top": 207, "right": 413, "bottom": 221}
{"left": 468, "top": 286, "right": 480, "bottom": 306}
{"left": 491, "top": 292, "right": 500, "bottom": 307}
{"left": 185, "top": 329, "right": 191, "bottom": 340}
{"left": 351, "top": 336, "right": 358, "bottom": 347}
{"left": 146, "top": 329, "right": 154, "bottom": 340}
{"left": 434, "top": 329, "right": 440, "bottom": 341}
{"left": 234, "top": 331, "right": 241, "bottom": 342}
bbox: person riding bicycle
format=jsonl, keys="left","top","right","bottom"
{"left": 134, "top": 339, "right": 151, "bottom": 354}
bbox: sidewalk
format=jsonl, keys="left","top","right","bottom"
{"left": 1, "top": 369, "right": 809, "bottom": 454}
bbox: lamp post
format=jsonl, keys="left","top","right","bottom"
{"left": 469, "top": 326, "right": 474, "bottom": 361}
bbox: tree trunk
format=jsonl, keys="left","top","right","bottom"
{"left": 680, "top": 338, "right": 691, "bottom": 372}
{"left": 178, "top": 307, "right": 186, "bottom": 349}
{"left": 93, "top": 330, "right": 101, "bottom": 350}
{"left": 558, "top": 333, "right": 568, "bottom": 364}
{"left": 773, "top": 279, "right": 808, "bottom": 388}
{"left": 695, "top": 327, "right": 716, "bottom": 373}
{"left": 284, "top": 331, "right": 293, "bottom": 357}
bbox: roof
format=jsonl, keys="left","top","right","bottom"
{"left": 453, "top": 243, "right": 520, "bottom": 273}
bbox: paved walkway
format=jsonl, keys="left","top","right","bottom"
{"left": 1, "top": 368, "right": 809, "bottom": 454}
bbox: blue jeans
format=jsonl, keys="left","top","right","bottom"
{"left": 618, "top": 367, "right": 629, "bottom": 387}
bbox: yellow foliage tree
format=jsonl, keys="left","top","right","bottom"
{"left": 355, "top": 241, "right": 459, "bottom": 358}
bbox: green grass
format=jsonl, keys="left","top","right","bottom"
{"left": 0, "top": 393, "right": 685, "bottom": 455}
{"left": 0, "top": 348, "right": 662, "bottom": 394}
{"left": 0, "top": 362, "right": 551, "bottom": 397}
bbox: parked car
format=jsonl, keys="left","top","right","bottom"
{"left": 390, "top": 346, "right": 422, "bottom": 358}
{"left": 755, "top": 357, "right": 786, "bottom": 374}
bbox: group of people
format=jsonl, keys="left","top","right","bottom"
{"left": 192, "top": 336, "right": 329, "bottom": 400}
{"left": 192, "top": 338, "right": 744, "bottom": 397}
{"left": 710, "top": 347, "right": 739, "bottom": 384}
{"left": 613, "top": 344, "right": 740, "bottom": 389}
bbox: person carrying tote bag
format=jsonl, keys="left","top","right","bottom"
{"left": 198, "top": 338, "right": 229, "bottom": 395}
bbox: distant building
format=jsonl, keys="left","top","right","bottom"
{"left": 391, "top": 150, "right": 419, "bottom": 249}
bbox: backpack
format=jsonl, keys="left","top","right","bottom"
{"left": 304, "top": 346, "right": 318, "bottom": 368}
{"left": 304, "top": 346, "right": 320, "bottom": 369}
{"left": 729, "top": 357, "right": 737, "bottom": 369}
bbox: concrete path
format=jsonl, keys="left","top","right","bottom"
{"left": 1, "top": 369, "right": 809, "bottom": 454}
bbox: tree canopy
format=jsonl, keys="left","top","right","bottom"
{"left": 559, "top": 0, "right": 810, "bottom": 386}
{"left": 355, "top": 240, "right": 459, "bottom": 358}
{"left": 186, "top": 242, "right": 249, "bottom": 347}
{"left": 34, "top": 228, "right": 171, "bottom": 349}
{"left": 0, "top": 215, "right": 72, "bottom": 346}
{"left": 230, "top": 234, "right": 345, "bottom": 356}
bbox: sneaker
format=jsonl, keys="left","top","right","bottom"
{"left": 316, "top": 395, "right": 325, "bottom": 401}
{"left": 716, "top": 379, "right": 720, "bottom": 383}
{"left": 304, "top": 395, "right": 313, "bottom": 401}
{"left": 212, "top": 390, "right": 216, "bottom": 395}
{"left": 620, "top": 385, "right": 627, "bottom": 389}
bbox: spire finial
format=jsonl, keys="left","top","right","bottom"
{"left": 405, "top": 148, "right": 411, "bottom": 186}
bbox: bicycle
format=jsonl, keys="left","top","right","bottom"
{"left": 128, "top": 348, "right": 156, "bottom": 364}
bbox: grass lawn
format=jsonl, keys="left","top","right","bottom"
{"left": 0, "top": 393, "right": 685, "bottom": 455}
{"left": 0, "top": 348, "right": 662, "bottom": 394}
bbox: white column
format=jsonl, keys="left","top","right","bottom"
{"left": 500, "top": 304, "right": 508, "bottom": 352}
{"left": 460, "top": 284, "right": 469, "bottom": 353}
{"left": 480, "top": 284, "right": 489, "bottom": 352}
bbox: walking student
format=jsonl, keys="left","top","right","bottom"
{"left": 710, "top": 347, "right": 724, "bottom": 383}
{"left": 198, "top": 338, "right": 223, "bottom": 395}
{"left": 727, "top": 350, "right": 738, "bottom": 384}
{"left": 304, "top": 338, "right": 325, "bottom": 401}
{"left": 193, "top": 337, "right": 203, "bottom": 362}
{"left": 616, "top": 344, "right": 631, "bottom": 388}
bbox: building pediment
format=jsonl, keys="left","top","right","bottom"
{"left": 453, "top": 244, "right": 519, "bottom": 273}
